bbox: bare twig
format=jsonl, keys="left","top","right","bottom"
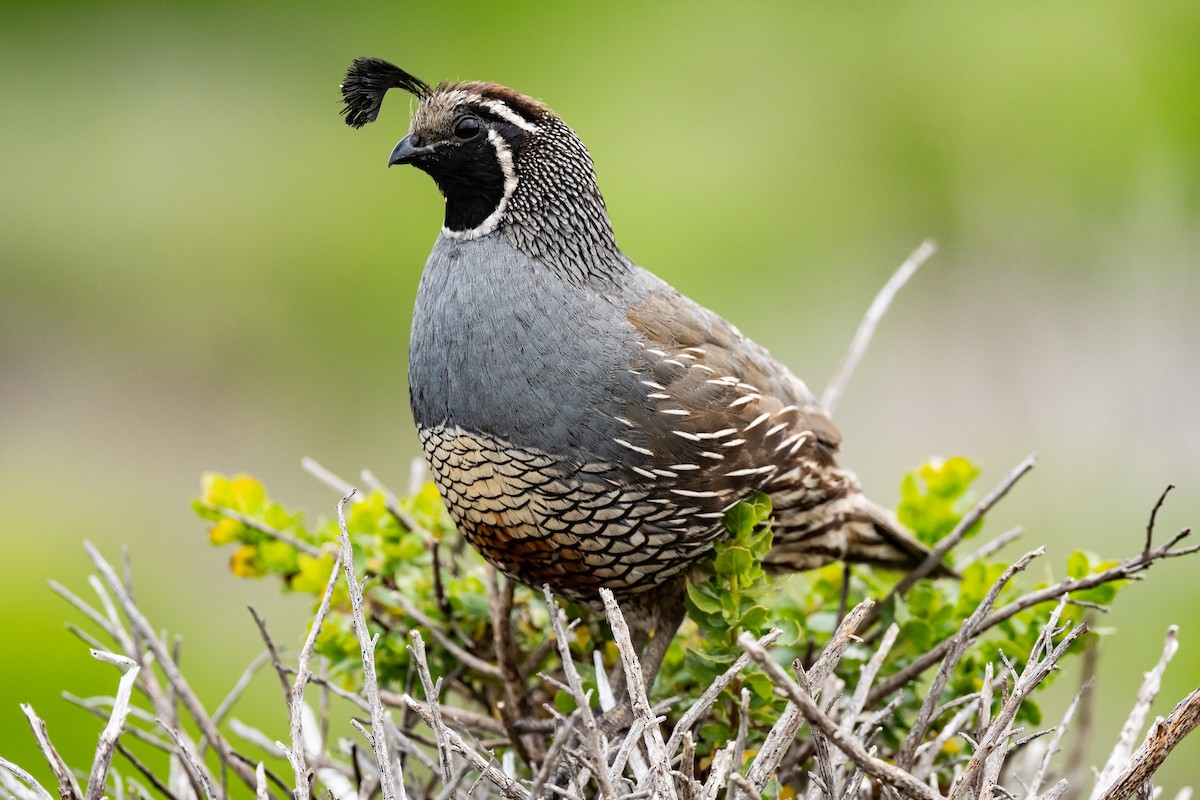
{"left": 1098, "top": 625, "right": 1180, "bottom": 786}
{"left": 248, "top": 606, "right": 293, "bottom": 708}
{"left": 739, "top": 632, "right": 943, "bottom": 800}
{"left": 0, "top": 756, "right": 55, "bottom": 800}
{"left": 664, "top": 628, "right": 782, "bottom": 756}
{"left": 255, "top": 762, "right": 269, "bottom": 800}
{"left": 897, "top": 549, "right": 1043, "bottom": 771}
{"left": 23, "top": 704, "right": 84, "bottom": 800}
{"left": 798, "top": 668, "right": 837, "bottom": 800}
{"left": 83, "top": 542, "right": 255, "bottom": 789}
{"left": 868, "top": 528, "right": 1198, "bottom": 707}
{"left": 702, "top": 743, "right": 734, "bottom": 800}
{"left": 408, "top": 630, "right": 455, "bottom": 785}
{"left": 1024, "top": 679, "right": 1091, "bottom": 799}
{"left": 488, "top": 568, "right": 540, "bottom": 764}
{"left": 530, "top": 713, "right": 579, "bottom": 800}
{"left": 1098, "top": 687, "right": 1200, "bottom": 800}
{"left": 912, "top": 701, "right": 978, "bottom": 781}
{"left": 600, "top": 589, "right": 676, "bottom": 800}
{"left": 544, "top": 586, "right": 617, "bottom": 800}
{"left": 85, "top": 651, "right": 141, "bottom": 800}
{"left": 160, "top": 723, "right": 217, "bottom": 800}
{"left": 281, "top": 545, "right": 344, "bottom": 800}
{"left": 302, "top": 456, "right": 360, "bottom": 500}
{"left": 823, "top": 239, "right": 936, "bottom": 414}
{"left": 402, "top": 697, "right": 531, "bottom": 800}
{"left": 115, "top": 742, "right": 179, "bottom": 800}
{"left": 63, "top": 693, "right": 172, "bottom": 752}
{"left": 1092, "top": 626, "right": 1185, "bottom": 800}
{"left": 199, "top": 502, "right": 323, "bottom": 558}
{"left": 949, "top": 600, "right": 1087, "bottom": 800}
{"left": 731, "top": 687, "right": 752, "bottom": 796}
{"left": 212, "top": 649, "right": 273, "bottom": 728}
{"left": 50, "top": 580, "right": 121, "bottom": 645}
{"left": 747, "top": 602, "right": 873, "bottom": 791}
{"left": 1066, "top": 629, "right": 1100, "bottom": 792}
{"left": 843, "top": 622, "right": 899, "bottom": 739}
{"left": 337, "top": 490, "right": 407, "bottom": 800}
{"left": 958, "top": 526, "right": 1025, "bottom": 568}
{"left": 1144, "top": 485, "right": 1174, "bottom": 555}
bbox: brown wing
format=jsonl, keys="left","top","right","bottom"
{"left": 618, "top": 286, "right": 943, "bottom": 575}
{"left": 604, "top": 287, "right": 840, "bottom": 538}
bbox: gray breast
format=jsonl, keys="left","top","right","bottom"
{"left": 408, "top": 232, "right": 638, "bottom": 465}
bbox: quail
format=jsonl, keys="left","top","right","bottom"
{"left": 340, "top": 58, "right": 942, "bottom": 683}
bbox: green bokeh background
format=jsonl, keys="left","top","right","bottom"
{"left": 2, "top": 0, "right": 1199, "bottom": 790}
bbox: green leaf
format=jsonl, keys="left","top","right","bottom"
{"left": 897, "top": 456, "right": 981, "bottom": 545}
{"left": 743, "top": 672, "right": 775, "bottom": 700}
{"left": 686, "top": 582, "right": 723, "bottom": 615}
{"left": 714, "top": 546, "right": 753, "bottom": 577}
{"left": 724, "top": 503, "right": 757, "bottom": 536}
{"left": 1066, "top": 550, "right": 1090, "bottom": 579}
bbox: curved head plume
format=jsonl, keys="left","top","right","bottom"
{"left": 340, "top": 57, "right": 431, "bottom": 128}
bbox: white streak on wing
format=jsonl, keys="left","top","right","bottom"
{"left": 614, "top": 438, "right": 654, "bottom": 457}
{"left": 725, "top": 465, "right": 778, "bottom": 478}
{"left": 744, "top": 412, "right": 771, "bottom": 431}
{"left": 671, "top": 488, "right": 722, "bottom": 498}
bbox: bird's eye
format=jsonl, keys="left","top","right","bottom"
{"left": 454, "top": 116, "right": 482, "bottom": 139}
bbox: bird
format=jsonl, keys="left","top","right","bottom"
{"left": 339, "top": 58, "right": 944, "bottom": 687}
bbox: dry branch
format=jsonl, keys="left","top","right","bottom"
{"left": 739, "top": 631, "right": 943, "bottom": 800}
{"left": 337, "top": 490, "right": 406, "bottom": 800}
{"left": 823, "top": 239, "right": 936, "bottom": 414}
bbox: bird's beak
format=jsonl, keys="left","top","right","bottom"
{"left": 388, "top": 133, "right": 434, "bottom": 167}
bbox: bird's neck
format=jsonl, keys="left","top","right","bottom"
{"left": 503, "top": 121, "right": 628, "bottom": 286}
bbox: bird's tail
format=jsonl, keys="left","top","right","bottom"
{"left": 763, "top": 479, "right": 957, "bottom": 578}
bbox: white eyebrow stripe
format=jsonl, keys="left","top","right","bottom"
{"left": 477, "top": 98, "right": 542, "bottom": 132}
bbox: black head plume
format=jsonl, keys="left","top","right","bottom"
{"left": 340, "top": 57, "right": 431, "bottom": 129}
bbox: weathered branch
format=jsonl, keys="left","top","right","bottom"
{"left": 823, "top": 239, "right": 936, "bottom": 414}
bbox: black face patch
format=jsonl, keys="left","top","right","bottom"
{"left": 413, "top": 119, "right": 527, "bottom": 233}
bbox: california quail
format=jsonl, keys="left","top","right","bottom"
{"left": 340, "top": 59, "right": 940, "bottom": 679}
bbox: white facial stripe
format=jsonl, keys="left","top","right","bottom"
{"left": 477, "top": 98, "right": 541, "bottom": 133}
{"left": 441, "top": 129, "right": 519, "bottom": 240}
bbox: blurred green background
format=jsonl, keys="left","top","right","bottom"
{"left": 2, "top": 0, "right": 1198, "bottom": 790}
